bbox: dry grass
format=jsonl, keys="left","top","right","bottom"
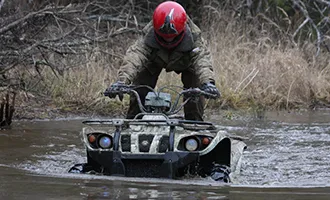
{"left": 15, "top": 51, "right": 130, "bottom": 117}
{"left": 206, "top": 10, "right": 330, "bottom": 110}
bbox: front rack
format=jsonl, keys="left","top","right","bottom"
{"left": 82, "top": 118, "right": 217, "bottom": 131}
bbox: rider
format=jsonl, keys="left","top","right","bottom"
{"left": 106, "top": 1, "right": 220, "bottom": 121}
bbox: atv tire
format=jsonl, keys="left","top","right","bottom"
{"left": 69, "top": 163, "right": 85, "bottom": 173}
{"left": 210, "top": 164, "right": 231, "bottom": 183}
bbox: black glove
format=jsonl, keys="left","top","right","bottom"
{"left": 201, "top": 82, "right": 221, "bottom": 99}
{"left": 104, "top": 81, "right": 126, "bottom": 101}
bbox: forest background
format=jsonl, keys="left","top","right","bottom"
{"left": 0, "top": 0, "right": 330, "bottom": 124}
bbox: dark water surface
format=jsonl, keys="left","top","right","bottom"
{"left": 1, "top": 110, "right": 330, "bottom": 199}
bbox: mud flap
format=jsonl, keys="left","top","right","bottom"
{"left": 86, "top": 151, "right": 125, "bottom": 176}
{"left": 160, "top": 152, "right": 199, "bottom": 179}
{"left": 111, "top": 151, "right": 125, "bottom": 176}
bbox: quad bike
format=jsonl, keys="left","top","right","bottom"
{"left": 69, "top": 85, "right": 246, "bottom": 183}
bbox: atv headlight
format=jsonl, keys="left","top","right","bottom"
{"left": 99, "top": 136, "right": 112, "bottom": 149}
{"left": 185, "top": 138, "right": 198, "bottom": 151}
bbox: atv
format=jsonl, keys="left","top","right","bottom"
{"left": 69, "top": 85, "right": 246, "bottom": 183}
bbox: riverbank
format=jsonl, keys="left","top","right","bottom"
{"left": 13, "top": 88, "right": 328, "bottom": 122}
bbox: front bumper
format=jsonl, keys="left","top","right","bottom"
{"left": 84, "top": 150, "right": 200, "bottom": 179}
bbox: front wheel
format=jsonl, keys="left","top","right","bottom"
{"left": 210, "top": 164, "right": 231, "bottom": 183}
{"left": 68, "top": 163, "right": 85, "bottom": 173}
{"left": 68, "top": 163, "right": 101, "bottom": 174}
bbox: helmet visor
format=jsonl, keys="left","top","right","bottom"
{"left": 155, "top": 31, "right": 184, "bottom": 48}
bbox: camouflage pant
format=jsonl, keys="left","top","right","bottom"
{"left": 127, "top": 67, "right": 205, "bottom": 121}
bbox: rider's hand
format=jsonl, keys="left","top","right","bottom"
{"left": 201, "top": 82, "right": 221, "bottom": 99}
{"left": 105, "top": 81, "right": 126, "bottom": 101}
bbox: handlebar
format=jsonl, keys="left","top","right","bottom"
{"left": 104, "top": 85, "right": 216, "bottom": 98}
{"left": 104, "top": 85, "right": 218, "bottom": 116}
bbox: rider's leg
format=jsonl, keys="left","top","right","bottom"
{"left": 126, "top": 67, "right": 162, "bottom": 119}
{"left": 181, "top": 70, "right": 205, "bottom": 121}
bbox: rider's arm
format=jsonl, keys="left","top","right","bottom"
{"left": 189, "top": 33, "right": 216, "bottom": 85}
{"left": 117, "top": 38, "right": 152, "bottom": 84}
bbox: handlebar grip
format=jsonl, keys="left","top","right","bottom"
{"left": 104, "top": 85, "right": 133, "bottom": 97}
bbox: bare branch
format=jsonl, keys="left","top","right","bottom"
{"left": 293, "top": 0, "right": 324, "bottom": 56}
{"left": 316, "top": 0, "right": 330, "bottom": 7}
{"left": 0, "top": 0, "right": 4, "bottom": 12}
{"left": 0, "top": 7, "right": 50, "bottom": 35}
{"left": 42, "top": 27, "right": 78, "bottom": 43}
{"left": 292, "top": 18, "right": 309, "bottom": 39}
{"left": 0, "top": 61, "right": 19, "bottom": 75}
{"left": 37, "top": 47, "right": 59, "bottom": 78}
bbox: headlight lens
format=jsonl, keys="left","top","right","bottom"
{"left": 99, "top": 136, "right": 112, "bottom": 149}
{"left": 185, "top": 138, "right": 198, "bottom": 151}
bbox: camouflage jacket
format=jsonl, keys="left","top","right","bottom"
{"left": 117, "top": 18, "right": 215, "bottom": 85}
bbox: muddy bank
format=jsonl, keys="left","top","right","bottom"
{"left": 13, "top": 96, "right": 121, "bottom": 120}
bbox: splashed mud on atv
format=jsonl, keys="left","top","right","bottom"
{"left": 69, "top": 85, "right": 246, "bottom": 183}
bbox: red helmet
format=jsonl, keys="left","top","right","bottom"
{"left": 153, "top": 1, "right": 187, "bottom": 48}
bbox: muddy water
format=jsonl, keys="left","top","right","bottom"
{"left": 1, "top": 110, "right": 330, "bottom": 199}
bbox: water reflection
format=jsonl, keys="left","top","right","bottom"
{"left": 73, "top": 179, "right": 229, "bottom": 199}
